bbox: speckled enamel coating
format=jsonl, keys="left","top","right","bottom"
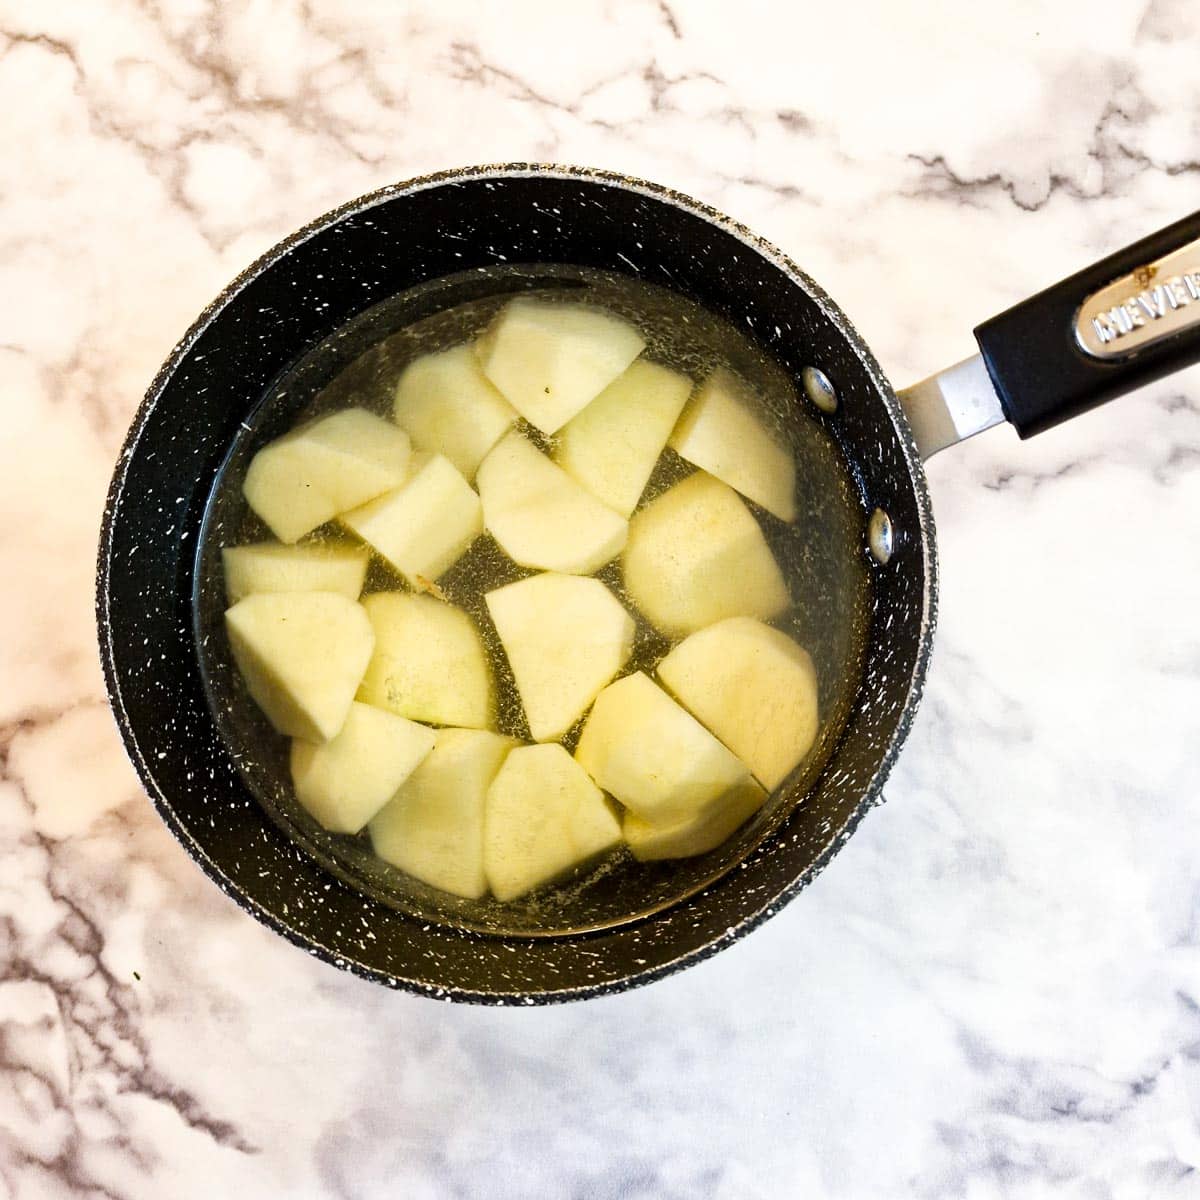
{"left": 96, "top": 164, "right": 937, "bottom": 1004}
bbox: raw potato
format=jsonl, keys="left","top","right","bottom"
{"left": 475, "top": 297, "right": 646, "bottom": 434}
{"left": 484, "top": 744, "right": 622, "bottom": 902}
{"left": 624, "top": 779, "right": 766, "bottom": 861}
{"left": 290, "top": 702, "right": 435, "bottom": 834}
{"left": 658, "top": 617, "right": 819, "bottom": 790}
{"left": 370, "top": 728, "right": 517, "bottom": 899}
{"left": 554, "top": 358, "right": 693, "bottom": 517}
{"left": 357, "top": 592, "right": 493, "bottom": 729}
{"left": 341, "top": 454, "right": 482, "bottom": 587}
{"left": 243, "top": 409, "right": 411, "bottom": 543}
{"left": 485, "top": 573, "right": 634, "bottom": 742}
{"left": 575, "top": 671, "right": 761, "bottom": 825}
{"left": 622, "top": 472, "right": 790, "bottom": 637}
{"left": 669, "top": 368, "right": 797, "bottom": 521}
{"left": 222, "top": 541, "right": 368, "bottom": 604}
{"left": 393, "top": 344, "right": 516, "bottom": 480}
{"left": 476, "top": 431, "right": 627, "bottom": 574}
{"left": 225, "top": 592, "right": 374, "bottom": 742}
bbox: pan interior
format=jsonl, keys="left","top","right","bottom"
{"left": 193, "top": 262, "right": 873, "bottom": 937}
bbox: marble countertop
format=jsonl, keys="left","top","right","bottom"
{"left": 3, "top": 1, "right": 1199, "bottom": 1195}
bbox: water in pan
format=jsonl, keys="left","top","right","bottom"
{"left": 193, "top": 263, "right": 872, "bottom": 936}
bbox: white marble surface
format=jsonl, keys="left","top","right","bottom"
{"left": 2, "top": 0, "right": 1199, "bottom": 1195}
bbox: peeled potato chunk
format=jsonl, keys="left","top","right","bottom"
{"left": 341, "top": 454, "right": 482, "bottom": 587}
{"left": 622, "top": 472, "right": 789, "bottom": 637}
{"left": 624, "top": 779, "right": 766, "bottom": 861}
{"left": 243, "top": 409, "right": 411, "bottom": 543}
{"left": 291, "top": 702, "right": 435, "bottom": 834}
{"left": 658, "top": 617, "right": 819, "bottom": 790}
{"left": 476, "top": 431, "right": 627, "bottom": 574}
{"left": 669, "top": 368, "right": 796, "bottom": 521}
{"left": 370, "top": 727, "right": 517, "bottom": 900}
{"left": 225, "top": 592, "right": 374, "bottom": 742}
{"left": 554, "top": 358, "right": 693, "bottom": 517}
{"left": 393, "top": 344, "right": 516, "bottom": 480}
{"left": 222, "top": 541, "right": 368, "bottom": 604}
{"left": 357, "top": 592, "right": 493, "bottom": 728}
{"left": 575, "top": 671, "right": 761, "bottom": 826}
{"left": 475, "top": 298, "right": 646, "bottom": 434}
{"left": 486, "top": 573, "right": 634, "bottom": 742}
{"left": 484, "top": 744, "right": 622, "bottom": 902}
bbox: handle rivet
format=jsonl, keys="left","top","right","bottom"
{"left": 868, "top": 508, "right": 894, "bottom": 564}
{"left": 802, "top": 366, "right": 838, "bottom": 414}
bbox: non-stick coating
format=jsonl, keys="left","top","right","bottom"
{"left": 96, "top": 165, "right": 936, "bottom": 1003}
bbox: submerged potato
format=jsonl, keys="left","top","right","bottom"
{"left": 222, "top": 541, "right": 368, "bottom": 604}
{"left": 393, "top": 344, "right": 516, "bottom": 480}
{"left": 623, "top": 779, "right": 766, "bottom": 861}
{"left": 484, "top": 743, "right": 622, "bottom": 902}
{"left": 243, "top": 409, "right": 410, "bottom": 543}
{"left": 357, "top": 592, "right": 493, "bottom": 729}
{"left": 291, "top": 702, "right": 435, "bottom": 834}
{"left": 670, "top": 368, "right": 796, "bottom": 521}
{"left": 476, "top": 430, "right": 627, "bottom": 575}
{"left": 622, "top": 472, "right": 790, "bottom": 638}
{"left": 225, "top": 591, "right": 374, "bottom": 742}
{"left": 475, "top": 298, "right": 646, "bottom": 434}
{"left": 658, "top": 617, "right": 819, "bottom": 790}
{"left": 485, "top": 572, "right": 634, "bottom": 742}
{"left": 370, "top": 727, "right": 517, "bottom": 900}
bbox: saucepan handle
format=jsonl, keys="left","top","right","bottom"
{"left": 898, "top": 210, "right": 1200, "bottom": 458}
{"left": 974, "top": 209, "right": 1200, "bottom": 438}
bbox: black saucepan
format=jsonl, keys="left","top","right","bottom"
{"left": 97, "top": 165, "right": 1200, "bottom": 1003}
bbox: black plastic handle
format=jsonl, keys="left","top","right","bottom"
{"left": 973, "top": 210, "right": 1200, "bottom": 438}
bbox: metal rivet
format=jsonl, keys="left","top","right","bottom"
{"left": 868, "top": 508, "right": 894, "bottom": 564}
{"left": 802, "top": 366, "right": 837, "bottom": 414}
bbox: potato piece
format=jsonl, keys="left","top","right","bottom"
{"left": 225, "top": 592, "right": 374, "bottom": 742}
{"left": 484, "top": 744, "right": 622, "bottom": 902}
{"left": 475, "top": 298, "right": 646, "bottom": 434}
{"left": 357, "top": 592, "right": 492, "bottom": 729}
{"left": 243, "top": 409, "right": 411, "bottom": 543}
{"left": 622, "top": 472, "right": 789, "bottom": 637}
{"left": 485, "top": 573, "right": 634, "bottom": 742}
{"left": 658, "top": 617, "right": 819, "bottom": 790}
{"left": 369, "top": 728, "right": 517, "bottom": 900}
{"left": 669, "top": 368, "right": 796, "bottom": 521}
{"left": 574, "top": 671, "right": 761, "bottom": 825}
{"left": 553, "top": 359, "right": 693, "bottom": 517}
{"left": 290, "top": 702, "right": 435, "bottom": 834}
{"left": 476, "top": 431, "right": 627, "bottom": 574}
{"left": 341, "top": 454, "right": 482, "bottom": 587}
{"left": 393, "top": 344, "right": 516, "bottom": 480}
{"left": 222, "top": 541, "right": 368, "bottom": 604}
{"left": 624, "top": 780, "right": 766, "bottom": 861}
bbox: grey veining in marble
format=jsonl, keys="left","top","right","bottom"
{"left": 1, "top": 0, "right": 1199, "bottom": 1195}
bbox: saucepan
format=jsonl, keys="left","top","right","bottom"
{"left": 96, "top": 165, "right": 1200, "bottom": 1002}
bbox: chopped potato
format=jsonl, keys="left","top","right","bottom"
{"left": 475, "top": 298, "right": 645, "bottom": 434}
{"left": 622, "top": 472, "right": 790, "bottom": 637}
{"left": 484, "top": 743, "right": 622, "bottom": 902}
{"left": 222, "top": 541, "right": 368, "bottom": 604}
{"left": 476, "top": 430, "right": 627, "bottom": 574}
{"left": 575, "top": 671, "right": 760, "bottom": 826}
{"left": 554, "top": 358, "right": 693, "bottom": 517}
{"left": 624, "top": 779, "right": 766, "bottom": 861}
{"left": 357, "top": 592, "right": 493, "bottom": 729}
{"left": 393, "top": 344, "right": 516, "bottom": 480}
{"left": 658, "top": 617, "right": 819, "bottom": 790}
{"left": 225, "top": 591, "right": 374, "bottom": 742}
{"left": 243, "top": 409, "right": 410, "bottom": 543}
{"left": 291, "top": 702, "right": 435, "bottom": 834}
{"left": 669, "top": 368, "right": 796, "bottom": 521}
{"left": 485, "top": 573, "right": 634, "bottom": 741}
{"left": 370, "top": 728, "right": 517, "bottom": 899}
